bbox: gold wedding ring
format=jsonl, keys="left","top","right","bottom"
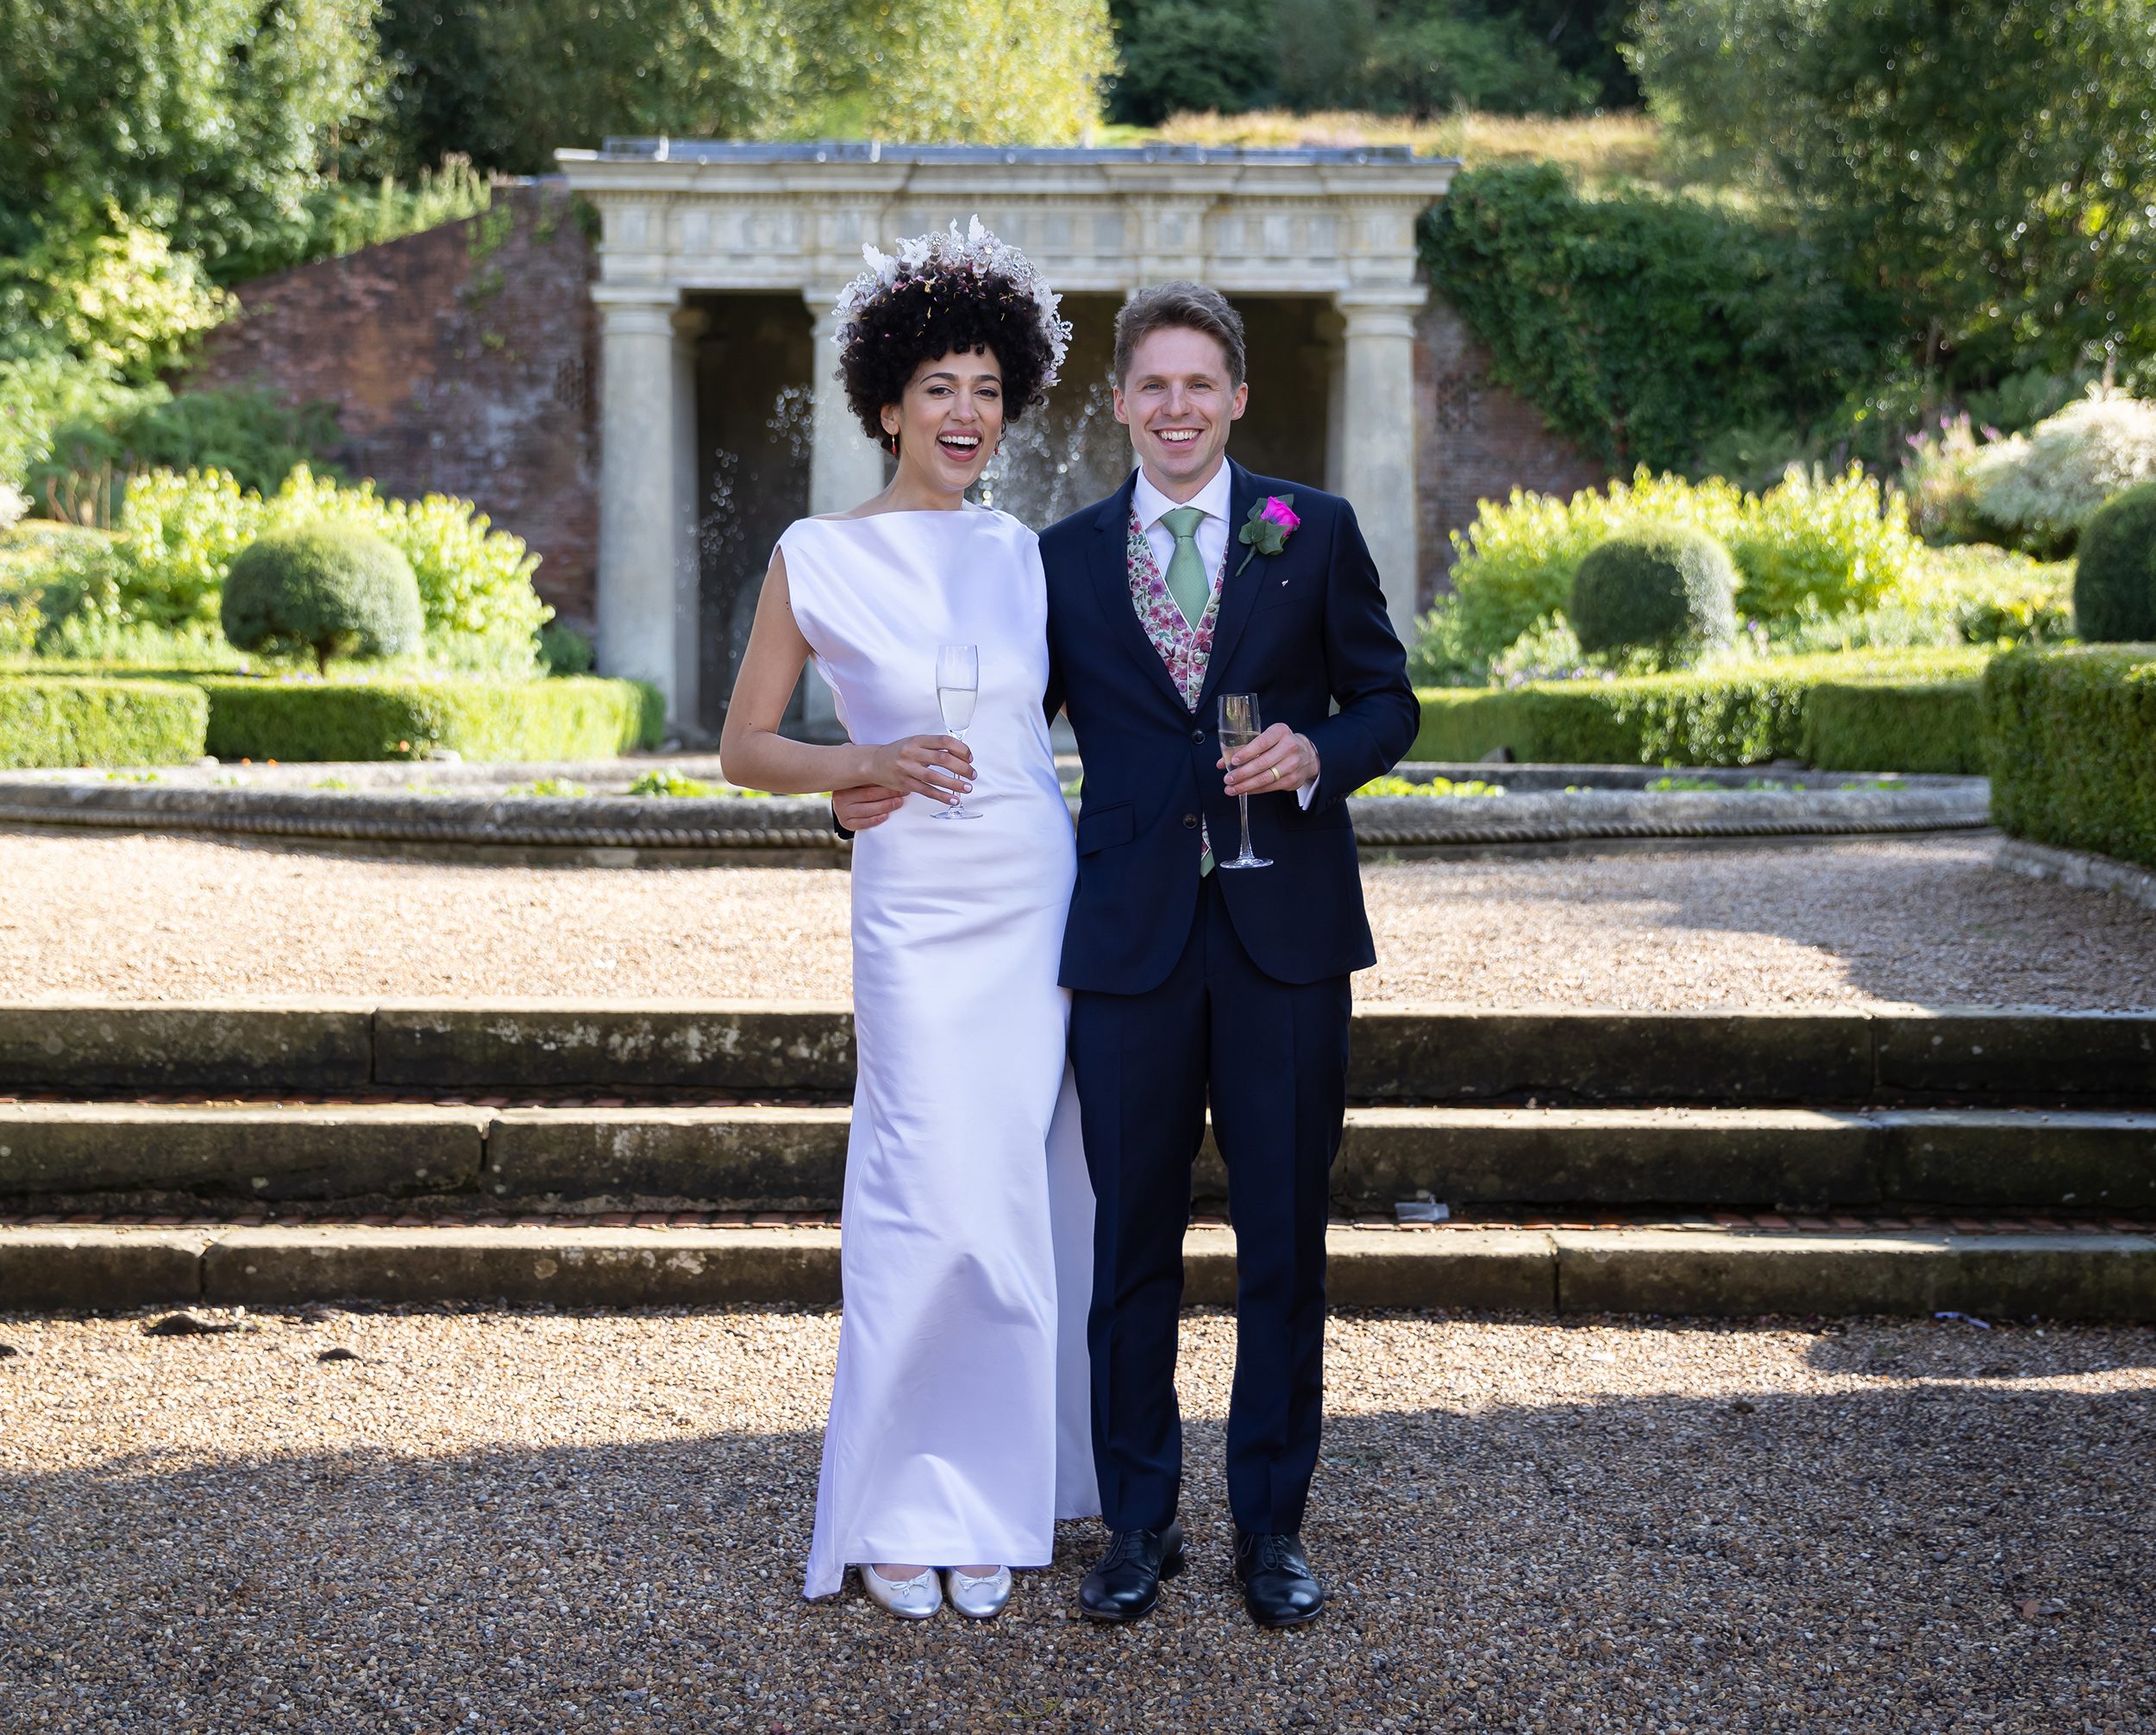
{"left": 1270, "top": 765, "right": 1282, "bottom": 783}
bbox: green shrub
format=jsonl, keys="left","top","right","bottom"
{"left": 2071, "top": 480, "right": 2156, "bottom": 642}
{"left": 1726, "top": 466, "right": 1918, "bottom": 621}
{"left": 1412, "top": 649, "right": 1990, "bottom": 769}
{"left": 1918, "top": 544, "right": 2077, "bottom": 646}
{"left": 103, "top": 465, "right": 549, "bottom": 667}
{"left": 539, "top": 621, "right": 596, "bottom": 676}
{"left": 269, "top": 467, "right": 546, "bottom": 656}
{"left": 35, "top": 387, "right": 344, "bottom": 502}
{"left": 1438, "top": 469, "right": 1746, "bottom": 666}
{"left": 1569, "top": 528, "right": 1737, "bottom": 661}
{"left": 222, "top": 526, "right": 425, "bottom": 673}
{"left": 197, "top": 675, "right": 662, "bottom": 762}
{"left": 1435, "top": 463, "right": 1926, "bottom": 671}
{"left": 1985, "top": 645, "right": 2156, "bottom": 870}
{"left": 110, "top": 467, "right": 260, "bottom": 627}
{"left": 0, "top": 676, "right": 206, "bottom": 767}
{"left": 1967, "top": 392, "right": 2156, "bottom": 558}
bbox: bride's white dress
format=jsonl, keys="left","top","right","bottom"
{"left": 780, "top": 506, "right": 1099, "bottom": 1600}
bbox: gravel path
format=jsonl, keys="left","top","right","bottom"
{"left": 1, "top": 1306, "right": 2150, "bottom": 1732}
{"left": 2, "top": 830, "right": 2152, "bottom": 1008}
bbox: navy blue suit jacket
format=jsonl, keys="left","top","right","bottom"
{"left": 1040, "top": 460, "right": 1420, "bottom": 995}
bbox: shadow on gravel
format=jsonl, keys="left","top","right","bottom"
{"left": 1424, "top": 836, "right": 2156, "bottom": 1010}
{"left": 2, "top": 1357, "right": 2152, "bottom": 1729}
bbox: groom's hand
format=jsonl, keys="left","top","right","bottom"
{"left": 832, "top": 785, "right": 905, "bottom": 830}
{"left": 1221, "top": 723, "right": 1319, "bottom": 797}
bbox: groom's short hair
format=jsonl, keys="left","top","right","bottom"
{"left": 1114, "top": 283, "right": 1247, "bottom": 388}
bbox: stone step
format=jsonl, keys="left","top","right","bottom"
{"left": 3, "top": 999, "right": 2153, "bottom": 1105}
{"left": 3, "top": 1101, "right": 2151, "bottom": 1214}
{"left": 4, "top": 1219, "right": 2150, "bottom": 1321}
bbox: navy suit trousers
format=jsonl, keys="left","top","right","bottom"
{"left": 1069, "top": 872, "right": 1351, "bottom": 1536}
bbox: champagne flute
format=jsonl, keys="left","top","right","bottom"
{"left": 1215, "top": 692, "right": 1272, "bottom": 869}
{"left": 934, "top": 643, "right": 982, "bottom": 821}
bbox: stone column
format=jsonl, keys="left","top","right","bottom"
{"left": 798, "top": 290, "right": 887, "bottom": 738}
{"left": 594, "top": 285, "right": 685, "bottom": 724}
{"left": 1335, "top": 289, "right": 1427, "bottom": 640}
{"left": 670, "top": 306, "right": 706, "bottom": 739}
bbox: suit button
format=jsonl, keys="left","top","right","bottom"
{"left": 1182, "top": 812, "right": 1199, "bottom": 828}
{"left": 1191, "top": 728, "right": 1206, "bottom": 742}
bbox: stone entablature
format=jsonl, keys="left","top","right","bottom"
{"left": 557, "top": 141, "right": 1456, "bottom": 727}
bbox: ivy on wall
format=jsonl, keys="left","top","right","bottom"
{"left": 1420, "top": 163, "right": 1894, "bottom": 475}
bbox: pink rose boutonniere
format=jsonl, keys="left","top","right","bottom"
{"left": 1234, "top": 493, "right": 1300, "bottom": 577}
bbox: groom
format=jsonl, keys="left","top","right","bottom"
{"left": 837, "top": 283, "right": 1418, "bottom": 1627}
{"left": 1048, "top": 281, "right": 1417, "bottom": 1631}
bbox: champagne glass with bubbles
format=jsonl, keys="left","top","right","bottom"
{"left": 1215, "top": 692, "right": 1272, "bottom": 868}
{"left": 935, "top": 643, "right": 982, "bottom": 821}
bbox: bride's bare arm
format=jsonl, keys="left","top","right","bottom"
{"left": 718, "top": 549, "right": 974, "bottom": 805}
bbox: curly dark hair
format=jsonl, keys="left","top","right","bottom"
{"left": 838, "top": 269, "right": 1059, "bottom": 453}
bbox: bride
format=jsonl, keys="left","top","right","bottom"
{"left": 718, "top": 221, "right": 1098, "bottom": 1620}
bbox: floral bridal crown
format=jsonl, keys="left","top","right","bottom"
{"left": 832, "top": 216, "right": 1073, "bottom": 388}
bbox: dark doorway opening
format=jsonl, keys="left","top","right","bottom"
{"left": 690, "top": 292, "right": 812, "bottom": 741}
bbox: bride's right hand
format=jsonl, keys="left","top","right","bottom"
{"left": 863, "top": 735, "right": 974, "bottom": 806}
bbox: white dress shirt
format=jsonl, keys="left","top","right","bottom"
{"left": 1133, "top": 460, "right": 1233, "bottom": 599}
{"left": 1129, "top": 461, "right": 1318, "bottom": 808}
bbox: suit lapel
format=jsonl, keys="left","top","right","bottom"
{"left": 1087, "top": 469, "right": 1190, "bottom": 713}
{"left": 1196, "top": 460, "right": 1265, "bottom": 713}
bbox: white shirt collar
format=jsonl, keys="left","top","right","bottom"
{"left": 1133, "top": 459, "right": 1233, "bottom": 531}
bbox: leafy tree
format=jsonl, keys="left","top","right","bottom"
{"left": 0, "top": 212, "right": 232, "bottom": 384}
{"left": 1493, "top": 0, "right": 1640, "bottom": 106}
{"left": 1107, "top": 0, "right": 1276, "bottom": 126}
{"left": 0, "top": 0, "right": 386, "bottom": 276}
{"left": 806, "top": 0, "right": 1114, "bottom": 145}
{"left": 1360, "top": 5, "right": 1598, "bottom": 115}
{"left": 1630, "top": 0, "right": 2156, "bottom": 386}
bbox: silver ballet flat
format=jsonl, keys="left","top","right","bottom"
{"left": 944, "top": 1566, "right": 1012, "bottom": 1620}
{"left": 861, "top": 1563, "right": 942, "bottom": 1619}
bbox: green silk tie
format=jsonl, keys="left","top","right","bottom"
{"left": 1157, "top": 505, "right": 1215, "bottom": 874}
{"left": 1159, "top": 505, "right": 1210, "bottom": 631}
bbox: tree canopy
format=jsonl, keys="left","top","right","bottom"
{"left": 1630, "top": 0, "right": 2156, "bottom": 385}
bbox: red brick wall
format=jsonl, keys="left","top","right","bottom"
{"left": 1413, "top": 298, "right": 1608, "bottom": 611}
{"left": 191, "top": 184, "right": 600, "bottom": 629}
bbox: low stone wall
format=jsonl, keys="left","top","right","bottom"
{"left": 0, "top": 764, "right": 1991, "bottom": 865}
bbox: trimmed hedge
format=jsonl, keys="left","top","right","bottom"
{"left": 197, "top": 676, "right": 663, "bottom": 762}
{"left": 0, "top": 677, "right": 208, "bottom": 767}
{"left": 1413, "top": 652, "right": 1990, "bottom": 772}
{"left": 1984, "top": 645, "right": 2156, "bottom": 870}
{"left": 1802, "top": 681, "right": 1988, "bottom": 775}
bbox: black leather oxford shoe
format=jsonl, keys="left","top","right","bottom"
{"left": 1077, "top": 1519, "right": 1187, "bottom": 1622}
{"left": 1232, "top": 1528, "right": 1326, "bottom": 1628}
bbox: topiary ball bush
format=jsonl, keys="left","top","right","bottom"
{"left": 2073, "top": 479, "right": 2156, "bottom": 642}
{"left": 1568, "top": 527, "right": 1739, "bottom": 661}
{"left": 222, "top": 525, "right": 424, "bottom": 673}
